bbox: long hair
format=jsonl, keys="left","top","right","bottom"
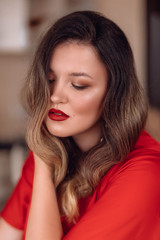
{"left": 22, "top": 11, "right": 148, "bottom": 222}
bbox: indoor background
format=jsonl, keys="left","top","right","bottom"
{"left": 0, "top": 0, "right": 160, "bottom": 210}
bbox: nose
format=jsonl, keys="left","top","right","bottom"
{"left": 50, "top": 80, "right": 67, "bottom": 104}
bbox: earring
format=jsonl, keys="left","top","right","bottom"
{"left": 99, "top": 137, "right": 104, "bottom": 143}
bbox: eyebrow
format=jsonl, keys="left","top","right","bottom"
{"left": 69, "top": 72, "right": 93, "bottom": 79}
{"left": 49, "top": 68, "right": 55, "bottom": 74}
{"left": 49, "top": 69, "right": 93, "bottom": 79}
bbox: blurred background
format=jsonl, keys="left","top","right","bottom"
{"left": 0, "top": 0, "right": 160, "bottom": 210}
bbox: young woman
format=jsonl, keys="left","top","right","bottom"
{"left": 0, "top": 11, "right": 160, "bottom": 240}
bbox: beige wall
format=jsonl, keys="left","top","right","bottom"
{"left": 0, "top": 0, "right": 160, "bottom": 142}
{"left": 0, "top": 54, "right": 30, "bottom": 141}
{"left": 95, "top": 0, "right": 147, "bottom": 87}
{"left": 95, "top": 0, "right": 160, "bottom": 142}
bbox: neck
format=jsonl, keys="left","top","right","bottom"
{"left": 72, "top": 123, "right": 102, "bottom": 152}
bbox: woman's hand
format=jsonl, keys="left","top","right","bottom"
{"left": 33, "top": 153, "right": 52, "bottom": 176}
{"left": 25, "top": 153, "right": 63, "bottom": 240}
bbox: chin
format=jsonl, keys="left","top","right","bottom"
{"left": 47, "top": 128, "right": 69, "bottom": 138}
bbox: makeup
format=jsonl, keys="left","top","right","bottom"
{"left": 45, "top": 42, "right": 108, "bottom": 149}
{"left": 48, "top": 108, "right": 69, "bottom": 121}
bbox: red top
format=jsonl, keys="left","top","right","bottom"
{"left": 1, "top": 131, "right": 160, "bottom": 239}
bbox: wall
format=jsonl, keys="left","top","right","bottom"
{"left": 96, "top": 0, "right": 160, "bottom": 141}
{"left": 0, "top": 54, "right": 30, "bottom": 141}
{"left": 1, "top": 0, "right": 155, "bottom": 143}
{"left": 95, "top": 0, "right": 147, "bottom": 87}
{"left": 0, "top": 0, "right": 160, "bottom": 209}
{"left": 1, "top": 1, "right": 160, "bottom": 144}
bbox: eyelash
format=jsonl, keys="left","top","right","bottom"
{"left": 72, "top": 83, "right": 88, "bottom": 90}
{"left": 48, "top": 79, "right": 55, "bottom": 84}
{"left": 48, "top": 79, "right": 88, "bottom": 90}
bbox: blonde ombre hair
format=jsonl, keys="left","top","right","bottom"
{"left": 22, "top": 11, "right": 148, "bottom": 223}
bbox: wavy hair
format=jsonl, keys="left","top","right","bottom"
{"left": 22, "top": 11, "right": 148, "bottom": 222}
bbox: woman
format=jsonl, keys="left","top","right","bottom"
{"left": 0, "top": 11, "right": 160, "bottom": 240}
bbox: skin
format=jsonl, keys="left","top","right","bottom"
{"left": 1, "top": 42, "right": 108, "bottom": 239}
{"left": 45, "top": 41, "right": 108, "bottom": 151}
{"left": 0, "top": 218, "right": 23, "bottom": 240}
{"left": 26, "top": 42, "right": 108, "bottom": 239}
{"left": 25, "top": 154, "right": 63, "bottom": 240}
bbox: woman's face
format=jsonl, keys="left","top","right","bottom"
{"left": 45, "top": 42, "right": 108, "bottom": 151}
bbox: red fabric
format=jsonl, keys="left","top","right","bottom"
{"left": 0, "top": 151, "right": 34, "bottom": 230}
{"left": 1, "top": 131, "right": 160, "bottom": 239}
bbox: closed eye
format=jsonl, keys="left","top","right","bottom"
{"left": 48, "top": 79, "right": 55, "bottom": 84}
{"left": 72, "top": 83, "right": 88, "bottom": 90}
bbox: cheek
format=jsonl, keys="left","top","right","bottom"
{"left": 71, "top": 91, "right": 105, "bottom": 117}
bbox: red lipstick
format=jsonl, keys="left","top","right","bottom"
{"left": 48, "top": 108, "right": 69, "bottom": 121}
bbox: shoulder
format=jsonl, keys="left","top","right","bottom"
{"left": 116, "top": 130, "right": 160, "bottom": 175}
{"left": 128, "top": 130, "right": 160, "bottom": 159}
{"left": 98, "top": 130, "right": 160, "bottom": 197}
{"left": 124, "top": 130, "right": 160, "bottom": 177}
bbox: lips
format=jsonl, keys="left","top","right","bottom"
{"left": 48, "top": 108, "right": 69, "bottom": 121}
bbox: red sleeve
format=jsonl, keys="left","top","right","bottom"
{"left": 63, "top": 155, "right": 160, "bottom": 240}
{"left": 0, "top": 151, "right": 34, "bottom": 230}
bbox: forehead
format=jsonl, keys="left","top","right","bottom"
{"left": 52, "top": 41, "right": 99, "bottom": 58}
{"left": 50, "top": 41, "right": 107, "bottom": 73}
{"left": 49, "top": 42, "right": 108, "bottom": 90}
